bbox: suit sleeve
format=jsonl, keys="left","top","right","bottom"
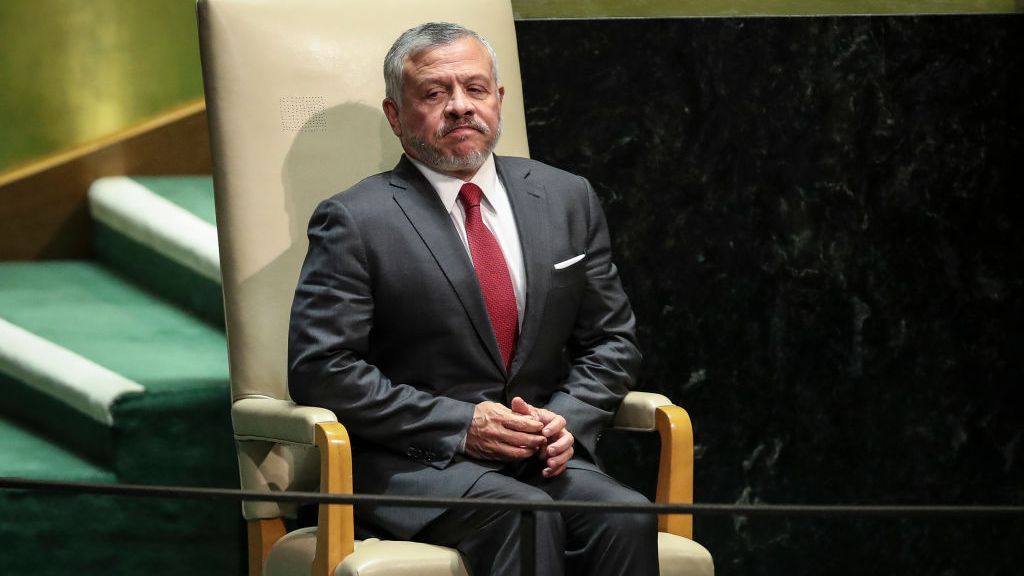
{"left": 545, "top": 177, "right": 642, "bottom": 461}
{"left": 287, "top": 197, "right": 475, "bottom": 469}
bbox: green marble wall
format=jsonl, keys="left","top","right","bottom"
{"left": 517, "top": 14, "right": 1023, "bottom": 575}
{"left": 513, "top": 0, "right": 1023, "bottom": 18}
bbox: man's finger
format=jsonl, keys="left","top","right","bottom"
{"left": 499, "top": 429, "right": 547, "bottom": 449}
{"left": 544, "top": 463, "right": 568, "bottom": 478}
{"left": 510, "top": 396, "right": 531, "bottom": 414}
{"left": 465, "top": 429, "right": 542, "bottom": 461}
{"left": 546, "top": 444, "right": 573, "bottom": 469}
{"left": 467, "top": 438, "right": 538, "bottom": 461}
{"left": 544, "top": 430, "right": 573, "bottom": 456}
{"left": 501, "top": 444, "right": 540, "bottom": 460}
{"left": 538, "top": 412, "right": 566, "bottom": 438}
{"left": 501, "top": 413, "right": 545, "bottom": 433}
{"left": 543, "top": 445, "right": 573, "bottom": 477}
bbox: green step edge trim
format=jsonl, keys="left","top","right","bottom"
{"left": 0, "top": 411, "right": 115, "bottom": 483}
{"left": 112, "top": 388, "right": 237, "bottom": 487}
{"left": 0, "top": 370, "right": 116, "bottom": 468}
{"left": 94, "top": 221, "right": 225, "bottom": 328}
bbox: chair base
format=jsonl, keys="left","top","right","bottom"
{"left": 263, "top": 527, "right": 713, "bottom": 576}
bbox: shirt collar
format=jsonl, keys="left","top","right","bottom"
{"left": 407, "top": 153, "right": 500, "bottom": 214}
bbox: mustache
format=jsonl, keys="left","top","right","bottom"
{"left": 437, "top": 117, "right": 490, "bottom": 138}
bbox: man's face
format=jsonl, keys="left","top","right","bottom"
{"left": 383, "top": 37, "right": 504, "bottom": 180}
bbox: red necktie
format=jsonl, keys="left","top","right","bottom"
{"left": 458, "top": 182, "right": 518, "bottom": 370}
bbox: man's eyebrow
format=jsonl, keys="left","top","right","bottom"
{"left": 460, "top": 73, "right": 491, "bottom": 83}
{"left": 417, "top": 72, "right": 492, "bottom": 86}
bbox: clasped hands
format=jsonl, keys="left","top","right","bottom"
{"left": 464, "top": 396, "right": 574, "bottom": 478}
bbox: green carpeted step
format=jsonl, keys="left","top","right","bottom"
{"left": 0, "top": 415, "right": 114, "bottom": 483}
{"left": 0, "top": 261, "right": 235, "bottom": 485}
{"left": 0, "top": 488, "right": 242, "bottom": 575}
{"left": 89, "top": 175, "right": 224, "bottom": 326}
{"left": 0, "top": 261, "right": 242, "bottom": 576}
{"left": 0, "top": 261, "right": 227, "bottom": 396}
{"left": 0, "top": 426, "right": 241, "bottom": 575}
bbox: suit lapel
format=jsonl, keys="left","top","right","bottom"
{"left": 497, "top": 157, "right": 553, "bottom": 380}
{"left": 389, "top": 156, "right": 506, "bottom": 374}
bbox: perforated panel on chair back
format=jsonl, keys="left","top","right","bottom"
{"left": 197, "top": 0, "right": 529, "bottom": 405}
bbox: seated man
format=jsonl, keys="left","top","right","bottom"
{"left": 288, "top": 21, "right": 657, "bottom": 576}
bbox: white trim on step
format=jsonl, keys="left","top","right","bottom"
{"left": 0, "top": 318, "right": 145, "bottom": 426}
{"left": 88, "top": 176, "right": 221, "bottom": 282}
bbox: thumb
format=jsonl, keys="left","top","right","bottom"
{"left": 510, "top": 396, "right": 534, "bottom": 417}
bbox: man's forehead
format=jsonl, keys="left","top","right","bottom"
{"left": 403, "top": 38, "right": 494, "bottom": 80}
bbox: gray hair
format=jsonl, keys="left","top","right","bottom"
{"left": 383, "top": 22, "right": 500, "bottom": 109}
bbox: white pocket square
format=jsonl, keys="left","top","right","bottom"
{"left": 553, "top": 254, "right": 585, "bottom": 270}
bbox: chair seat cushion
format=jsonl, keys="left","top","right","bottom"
{"left": 264, "top": 528, "right": 469, "bottom": 576}
{"left": 659, "top": 532, "right": 715, "bottom": 576}
{"left": 264, "top": 527, "right": 713, "bottom": 576}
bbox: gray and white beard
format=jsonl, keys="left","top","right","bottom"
{"left": 405, "top": 116, "right": 503, "bottom": 174}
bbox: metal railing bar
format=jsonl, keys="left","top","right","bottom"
{"left": 2, "top": 476, "right": 1023, "bottom": 518}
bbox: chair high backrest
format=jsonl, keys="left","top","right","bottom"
{"left": 198, "top": 0, "right": 529, "bottom": 406}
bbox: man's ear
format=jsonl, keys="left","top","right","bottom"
{"left": 498, "top": 86, "right": 505, "bottom": 103}
{"left": 382, "top": 98, "right": 402, "bottom": 137}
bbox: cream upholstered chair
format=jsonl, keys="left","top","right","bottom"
{"left": 197, "top": 1, "right": 713, "bottom": 574}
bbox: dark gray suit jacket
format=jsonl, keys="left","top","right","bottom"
{"left": 288, "top": 155, "right": 641, "bottom": 538}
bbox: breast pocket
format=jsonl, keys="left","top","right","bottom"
{"left": 551, "top": 254, "right": 586, "bottom": 289}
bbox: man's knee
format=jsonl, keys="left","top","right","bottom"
{"left": 485, "top": 476, "right": 558, "bottom": 515}
{"left": 571, "top": 482, "right": 656, "bottom": 545}
{"left": 607, "top": 508, "right": 657, "bottom": 540}
{"left": 515, "top": 485, "right": 564, "bottom": 533}
{"left": 601, "top": 490, "right": 656, "bottom": 539}
{"left": 516, "top": 484, "right": 556, "bottom": 503}
{"left": 475, "top": 475, "right": 564, "bottom": 536}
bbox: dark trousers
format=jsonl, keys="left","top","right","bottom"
{"left": 415, "top": 461, "right": 659, "bottom": 576}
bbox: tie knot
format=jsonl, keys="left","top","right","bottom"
{"left": 458, "top": 182, "right": 483, "bottom": 209}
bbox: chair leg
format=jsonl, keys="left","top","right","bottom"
{"left": 248, "top": 518, "right": 287, "bottom": 576}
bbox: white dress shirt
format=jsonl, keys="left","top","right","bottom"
{"left": 408, "top": 154, "right": 526, "bottom": 326}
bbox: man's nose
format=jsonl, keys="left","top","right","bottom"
{"left": 444, "top": 87, "right": 473, "bottom": 117}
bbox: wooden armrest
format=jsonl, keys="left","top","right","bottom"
{"left": 655, "top": 405, "right": 695, "bottom": 539}
{"left": 313, "top": 421, "right": 355, "bottom": 576}
{"left": 613, "top": 392, "right": 696, "bottom": 538}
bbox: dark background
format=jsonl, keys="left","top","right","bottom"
{"left": 516, "top": 15, "right": 1023, "bottom": 575}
